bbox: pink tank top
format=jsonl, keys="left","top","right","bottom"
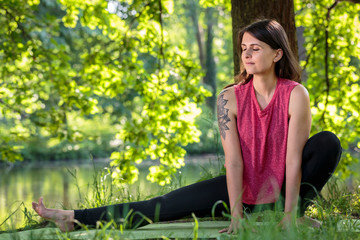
{"left": 234, "top": 78, "right": 299, "bottom": 204}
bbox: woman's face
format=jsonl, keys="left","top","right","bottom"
{"left": 241, "top": 32, "right": 281, "bottom": 77}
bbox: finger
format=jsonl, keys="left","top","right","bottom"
{"left": 219, "top": 228, "right": 228, "bottom": 233}
{"left": 32, "top": 202, "right": 38, "bottom": 210}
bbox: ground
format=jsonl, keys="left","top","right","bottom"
{"left": 0, "top": 219, "right": 359, "bottom": 240}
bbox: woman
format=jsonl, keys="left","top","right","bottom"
{"left": 32, "top": 19, "right": 342, "bottom": 233}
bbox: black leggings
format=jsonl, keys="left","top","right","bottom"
{"left": 74, "top": 131, "right": 342, "bottom": 228}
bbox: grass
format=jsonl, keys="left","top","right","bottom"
{"left": 0, "top": 163, "right": 359, "bottom": 239}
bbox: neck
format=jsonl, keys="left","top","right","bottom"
{"left": 252, "top": 74, "right": 278, "bottom": 97}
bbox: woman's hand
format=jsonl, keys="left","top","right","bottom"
{"left": 219, "top": 217, "right": 248, "bottom": 234}
{"left": 278, "top": 213, "right": 292, "bottom": 229}
{"left": 219, "top": 218, "right": 239, "bottom": 234}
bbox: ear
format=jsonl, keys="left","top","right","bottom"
{"left": 274, "top": 49, "right": 283, "bottom": 62}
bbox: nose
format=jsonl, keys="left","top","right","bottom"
{"left": 243, "top": 49, "right": 251, "bottom": 58}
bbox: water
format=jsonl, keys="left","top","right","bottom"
{"left": 0, "top": 156, "right": 223, "bottom": 230}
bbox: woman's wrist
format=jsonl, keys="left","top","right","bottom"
{"left": 231, "top": 208, "right": 244, "bottom": 218}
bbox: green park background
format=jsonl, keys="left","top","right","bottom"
{"left": 0, "top": 0, "right": 360, "bottom": 237}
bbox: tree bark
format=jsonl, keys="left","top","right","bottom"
{"left": 231, "top": 0, "right": 298, "bottom": 76}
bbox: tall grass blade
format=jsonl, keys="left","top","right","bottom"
{"left": 191, "top": 213, "right": 198, "bottom": 240}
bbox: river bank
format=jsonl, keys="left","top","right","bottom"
{"left": 0, "top": 153, "right": 222, "bottom": 170}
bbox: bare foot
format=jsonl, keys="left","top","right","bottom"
{"left": 32, "top": 197, "right": 75, "bottom": 232}
{"left": 297, "top": 216, "right": 322, "bottom": 228}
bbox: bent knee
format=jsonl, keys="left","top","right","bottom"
{"left": 315, "top": 131, "right": 341, "bottom": 153}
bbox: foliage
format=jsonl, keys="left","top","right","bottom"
{"left": 190, "top": 0, "right": 233, "bottom": 93}
{"left": 198, "top": 0, "right": 231, "bottom": 12}
{"left": 295, "top": 0, "right": 360, "bottom": 177}
{"left": 306, "top": 178, "right": 360, "bottom": 220}
{"left": 18, "top": 114, "right": 119, "bottom": 161}
{"left": 184, "top": 107, "right": 222, "bottom": 154}
{"left": 0, "top": 0, "right": 210, "bottom": 185}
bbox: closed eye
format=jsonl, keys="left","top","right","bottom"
{"left": 242, "top": 47, "right": 260, "bottom": 52}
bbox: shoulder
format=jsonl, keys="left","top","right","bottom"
{"left": 290, "top": 84, "right": 309, "bottom": 101}
{"left": 289, "top": 84, "right": 310, "bottom": 116}
{"left": 218, "top": 86, "right": 236, "bottom": 100}
{"left": 218, "top": 82, "right": 250, "bottom": 101}
{"left": 279, "top": 78, "right": 308, "bottom": 101}
{"left": 217, "top": 86, "right": 238, "bottom": 116}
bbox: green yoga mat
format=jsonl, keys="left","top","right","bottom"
{"left": 0, "top": 221, "right": 230, "bottom": 240}
{"left": 1, "top": 220, "right": 359, "bottom": 240}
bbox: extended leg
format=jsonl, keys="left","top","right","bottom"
{"left": 74, "top": 175, "right": 229, "bottom": 228}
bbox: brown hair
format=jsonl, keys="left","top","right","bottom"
{"left": 230, "top": 19, "right": 301, "bottom": 87}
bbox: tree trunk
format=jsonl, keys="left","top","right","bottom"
{"left": 187, "top": 0, "right": 205, "bottom": 69}
{"left": 187, "top": 1, "right": 217, "bottom": 113}
{"left": 231, "top": 0, "right": 298, "bottom": 76}
{"left": 204, "top": 7, "right": 217, "bottom": 113}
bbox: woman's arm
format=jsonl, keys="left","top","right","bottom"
{"left": 283, "top": 85, "right": 311, "bottom": 223}
{"left": 217, "top": 87, "right": 244, "bottom": 233}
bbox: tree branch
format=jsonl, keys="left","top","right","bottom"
{"left": 340, "top": 0, "right": 360, "bottom": 3}
{"left": 302, "top": 37, "right": 320, "bottom": 72}
{"left": 321, "top": 0, "right": 339, "bottom": 123}
{"left": 158, "top": 0, "right": 164, "bottom": 71}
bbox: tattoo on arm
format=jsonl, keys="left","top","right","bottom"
{"left": 217, "top": 90, "right": 231, "bottom": 140}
